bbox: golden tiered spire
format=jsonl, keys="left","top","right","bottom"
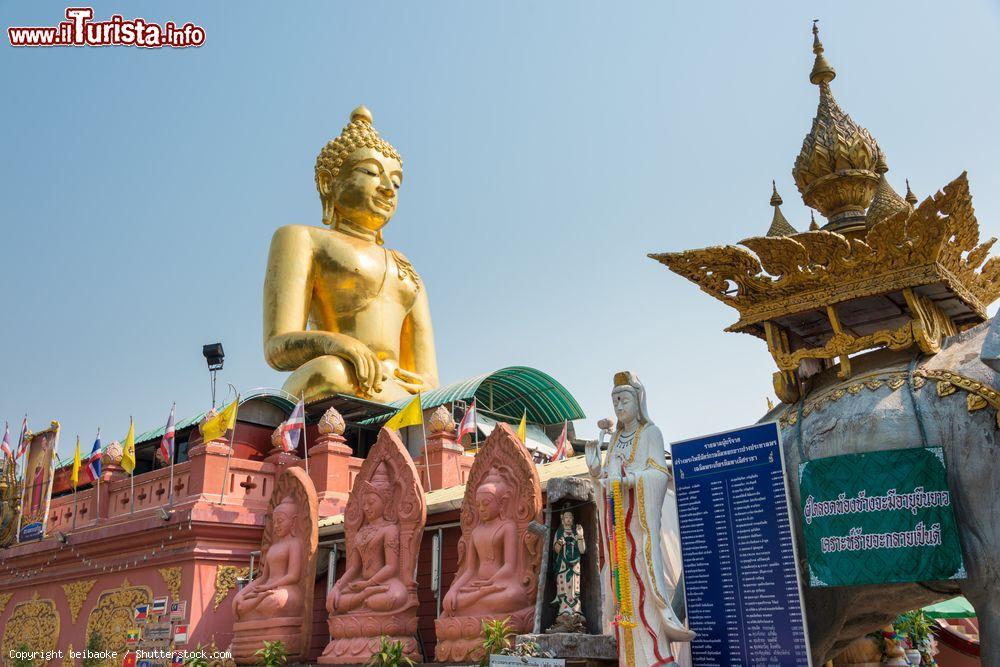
{"left": 905, "top": 179, "right": 919, "bottom": 206}
{"left": 865, "top": 150, "right": 911, "bottom": 228}
{"left": 792, "top": 22, "right": 881, "bottom": 234}
{"left": 809, "top": 210, "right": 819, "bottom": 231}
{"left": 766, "top": 181, "right": 797, "bottom": 237}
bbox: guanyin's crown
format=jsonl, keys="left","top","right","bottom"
{"left": 649, "top": 26, "right": 1000, "bottom": 404}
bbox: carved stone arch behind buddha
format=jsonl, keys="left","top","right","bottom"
{"left": 455, "top": 422, "right": 543, "bottom": 593}
{"left": 1, "top": 593, "right": 60, "bottom": 666}
{"left": 84, "top": 580, "right": 152, "bottom": 666}
{"left": 343, "top": 427, "right": 426, "bottom": 594}
{"left": 259, "top": 466, "right": 318, "bottom": 661}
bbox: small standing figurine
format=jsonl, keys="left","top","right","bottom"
{"left": 547, "top": 510, "right": 586, "bottom": 634}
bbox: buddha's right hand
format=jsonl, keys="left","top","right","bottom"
{"left": 324, "top": 334, "right": 387, "bottom": 395}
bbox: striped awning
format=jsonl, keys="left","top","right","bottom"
{"left": 377, "top": 366, "right": 584, "bottom": 426}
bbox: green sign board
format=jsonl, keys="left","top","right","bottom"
{"left": 798, "top": 447, "right": 965, "bottom": 587}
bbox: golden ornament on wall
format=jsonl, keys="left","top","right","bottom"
{"left": 213, "top": 565, "right": 249, "bottom": 610}
{"left": 0, "top": 592, "right": 12, "bottom": 615}
{"left": 158, "top": 566, "right": 183, "bottom": 602}
{"left": 61, "top": 579, "right": 97, "bottom": 623}
{"left": 1, "top": 592, "right": 60, "bottom": 667}
{"left": 85, "top": 581, "right": 152, "bottom": 666}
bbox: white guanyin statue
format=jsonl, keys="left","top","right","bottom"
{"left": 586, "top": 371, "right": 694, "bottom": 667}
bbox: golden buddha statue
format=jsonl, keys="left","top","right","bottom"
{"left": 263, "top": 106, "right": 439, "bottom": 402}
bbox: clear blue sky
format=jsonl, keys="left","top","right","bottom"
{"left": 2, "top": 1, "right": 999, "bottom": 460}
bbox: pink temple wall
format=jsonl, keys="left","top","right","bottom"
{"left": 0, "top": 425, "right": 369, "bottom": 663}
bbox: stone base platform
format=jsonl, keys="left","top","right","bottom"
{"left": 516, "top": 633, "right": 618, "bottom": 665}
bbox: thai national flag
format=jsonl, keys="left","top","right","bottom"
{"left": 15, "top": 415, "right": 28, "bottom": 459}
{"left": 550, "top": 420, "right": 570, "bottom": 462}
{"left": 457, "top": 398, "right": 478, "bottom": 442}
{"left": 1, "top": 422, "right": 11, "bottom": 460}
{"left": 159, "top": 403, "right": 176, "bottom": 465}
{"left": 86, "top": 431, "right": 102, "bottom": 482}
{"left": 279, "top": 398, "right": 306, "bottom": 453}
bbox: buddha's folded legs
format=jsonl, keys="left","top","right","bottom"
{"left": 282, "top": 355, "right": 412, "bottom": 403}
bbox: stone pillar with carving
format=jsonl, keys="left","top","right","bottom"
{"left": 98, "top": 440, "right": 126, "bottom": 519}
{"left": 415, "top": 406, "right": 467, "bottom": 491}
{"left": 187, "top": 409, "right": 235, "bottom": 503}
{"left": 307, "top": 407, "right": 355, "bottom": 516}
{"left": 230, "top": 467, "right": 319, "bottom": 663}
{"left": 320, "top": 427, "right": 427, "bottom": 664}
{"left": 265, "top": 425, "right": 303, "bottom": 469}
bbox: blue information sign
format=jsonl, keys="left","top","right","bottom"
{"left": 672, "top": 422, "right": 811, "bottom": 666}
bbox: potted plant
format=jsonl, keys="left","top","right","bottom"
{"left": 82, "top": 631, "right": 104, "bottom": 667}
{"left": 11, "top": 644, "right": 34, "bottom": 667}
{"left": 365, "top": 636, "right": 415, "bottom": 667}
{"left": 253, "top": 640, "right": 288, "bottom": 667}
{"left": 894, "top": 610, "right": 935, "bottom": 665}
{"left": 479, "top": 617, "right": 514, "bottom": 667}
{"left": 183, "top": 645, "right": 210, "bottom": 667}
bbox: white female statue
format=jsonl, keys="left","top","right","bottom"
{"left": 586, "top": 371, "right": 694, "bottom": 667}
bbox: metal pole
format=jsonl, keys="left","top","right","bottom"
{"left": 168, "top": 404, "right": 176, "bottom": 507}
{"left": 301, "top": 392, "right": 309, "bottom": 475}
{"left": 218, "top": 394, "right": 239, "bottom": 505}
{"left": 419, "top": 394, "right": 431, "bottom": 491}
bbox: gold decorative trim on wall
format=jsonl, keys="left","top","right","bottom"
{"left": 1, "top": 592, "right": 60, "bottom": 667}
{"left": 0, "top": 591, "right": 12, "bottom": 615}
{"left": 158, "top": 566, "right": 183, "bottom": 602}
{"left": 61, "top": 579, "right": 97, "bottom": 623}
{"left": 213, "top": 565, "right": 249, "bottom": 610}
{"left": 85, "top": 580, "right": 152, "bottom": 666}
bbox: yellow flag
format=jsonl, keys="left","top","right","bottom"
{"left": 385, "top": 395, "right": 423, "bottom": 431}
{"left": 517, "top": 410, "right": 527, "bottom": 443}
{"left": 121, "top": 418, "right": 136, "bottom": 474}
{"left": 201, "top": 397, "right": 239, "bottom": 443}
{"left": 71, "top": 436, "right": 81, "bottom": 490}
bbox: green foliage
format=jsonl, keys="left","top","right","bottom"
{"left": 82, "top": 631, "right": 104, "bottom": 667}
{"left": 253, "top": 640, "right": 288, "bottom": 667}
{"left": 183, "top": 644, "right": 210, "bottom": 667}
{"left": 479, "top": 617, "right": 514, "bottom": 666}
{"left": 364, "top": 635, "right": 415, "bottom": 667}
{"left": 894, "top": 609, "right": 935, "bottom": 652}
{"left": 11, "top": 644, "right": 34, "bottom": 667}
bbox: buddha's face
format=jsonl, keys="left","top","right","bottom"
{"left": 273, "top": 506, "right": 297, "bottom": 538}
{"left": 476, "top": 490, "right": 501, "bottom": 521}
{"left": 362, "top": 490, "right": 386, "bottom": 522}
{"left": 326, "top": 147, "right": 402, "bottom": 232}
{"left": 612, "top": 387, "right": 638, "bottom": 427}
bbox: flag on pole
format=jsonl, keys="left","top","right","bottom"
{"left": 456, "top": 399, "right": 478, "bottom": 442}
{"left": 87, "top": 431, "right": 102, "bottom": 482}
{"left": 71, "top": 436, "right": 82, "bottom": 490}
{"left": 279, "top": 397, "right": 306, "bottom": 453}
{"left": 121, "top": 418, "right": 136, "bottom": 475}
{"left": 15, "top": 415, "right": 29, "bottom": 459}
{"left": 201, "top": 398, "right": 239, "bottom": 443}
{"left": 1, "top": 422, "right": 11, "bottom": 460}
{"left": 517, "top": 410, "right": 527, "bottom": 443}
{"left": 550, "top": 420, "right": 570, "bottom": 462}
{"left": 159, "top": 404, "right": 176, "bottom": 466}
{"left": 385, "top": 395, "right": 423, "bottom": 431}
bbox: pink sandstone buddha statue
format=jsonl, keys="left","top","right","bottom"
{"left": 320, "top": 427, "right": 426, "bottom": 664}
{"left": 435, "top": 422, "right": 542, "bottom": 662}
{"left": 231, "top": 467, "right": 318, "bottom": 664}
{"left": 233, "top": 495, "right": 304, "bottom": 620}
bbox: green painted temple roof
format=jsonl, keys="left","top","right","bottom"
{"left": 372, "top": 365, "right": 585, "bottom": 425}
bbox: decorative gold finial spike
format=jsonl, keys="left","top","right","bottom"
{"left": 766, "top": 182, "right": 797, "bottom": 237}
{"left": 866, "top": 152, "right": 910, "bottom": 228}
{"left": 350, "top": 105, "right": 373, "bottom": 125}
{"left": 905, "top": 179, "right": 918, "bottom": 206}
{"left": 810, "top": 20, "right": 836, "bottom": 85}
{"left": 809, "top": 210, "right": 820, "bottom": 230}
